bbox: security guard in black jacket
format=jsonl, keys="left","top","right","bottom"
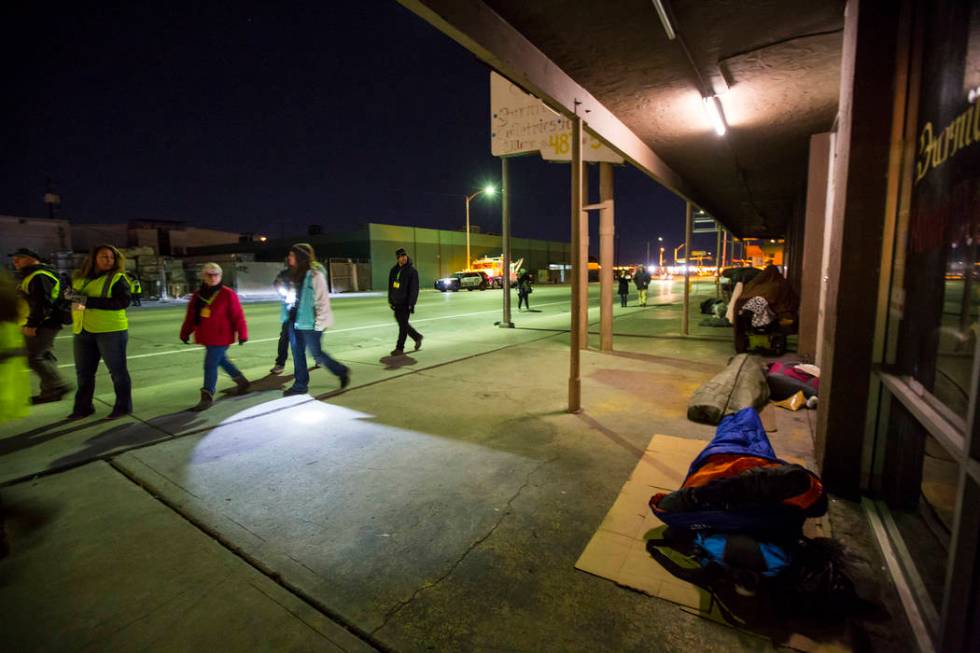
{"left": 388, "top": 248, "right": 422, "bottom": 356}
{"left": 9, "top": 248, "right": 71, "bottom": 403}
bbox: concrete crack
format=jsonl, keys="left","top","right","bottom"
{"left": 369, "top": 454, "right": 560, "bottom": 637}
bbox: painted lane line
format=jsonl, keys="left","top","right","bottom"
{"left": 55, "top": 299, "right": 573, "bottom": 368}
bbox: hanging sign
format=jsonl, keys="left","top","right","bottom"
{"left": 490, "top": 71, "right": 624, "bottom": 163}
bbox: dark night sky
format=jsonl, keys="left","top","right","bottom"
{"left": 2, "top": 0, "right": 711, "bottom": 262}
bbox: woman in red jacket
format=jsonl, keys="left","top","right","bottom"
{"left": 179, "top": 263, "right": 250, "bottom": 411}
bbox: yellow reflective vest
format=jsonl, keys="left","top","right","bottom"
{"left": 0, "top": 321, "right": 29, "bottom": 422}
{"left": 17, "top": 268, "right": 60, "bottom": 326}
{"left": 72, "top": 272, "right": 129, "bottom": 334}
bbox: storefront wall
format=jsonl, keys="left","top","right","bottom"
{"left": 868, "top": 0, "right": 980, "bottom": 650}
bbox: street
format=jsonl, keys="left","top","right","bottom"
{"left": 30, "top": 279, "right": 707, "bottom": 404}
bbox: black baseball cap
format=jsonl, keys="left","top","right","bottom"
{"left": 395, "top": 248, "right": 407, "bottom": 257}
{"left": 8, "top": 248, "right": 41, "bottom": 260}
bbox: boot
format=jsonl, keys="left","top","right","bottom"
{"left": 191, "top": 389, "right": 214, "bottom": 412}
{"left": 232, "top": 375, "right": 251, "bottom": 395}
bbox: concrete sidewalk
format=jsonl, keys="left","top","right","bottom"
{"left": 0, "top": 296, "right": 914, "bottom": 651}
{"left": 0, "top": 461, "right": 373, "bottom": 652}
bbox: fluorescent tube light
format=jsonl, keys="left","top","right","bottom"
{"left": 652, "top": 0, "right": 675, "bottom": 40}
{"left": 703, "top": 95, "right": 727, "bottom": 136}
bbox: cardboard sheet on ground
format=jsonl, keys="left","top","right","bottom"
{"left": 575, "top": 433, "right": 831, "bottom": 609}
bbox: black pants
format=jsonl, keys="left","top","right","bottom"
{"left": 275, "top": 321, "right": 290, "bottom": 366}
{"left": 518, "top": 291, "right": 530, "bottom": 310}
{"left": 619, "top": 293, "right": 628, "bottom": 307}
{"left": 25, "top": 326, "right": 69, "bottom": 395}
{"left": 394, "top": 306, "right": 421, "bottom": 349}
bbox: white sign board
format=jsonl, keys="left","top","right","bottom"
{"left": 490, "top": 71, "right": 624, "bottom": 164}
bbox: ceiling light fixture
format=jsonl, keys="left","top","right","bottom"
{"left": 652, "top": 0, "right": 676, "bottom": 40}
{"left": 702, "top": 95, "right": 727, "bottom": 136}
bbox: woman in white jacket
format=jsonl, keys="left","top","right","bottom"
{"left": 281, "top": 243, "right": 350, "bottom": 396}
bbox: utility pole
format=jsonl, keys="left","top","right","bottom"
{"left": 499, "top": 157, "right": 514, "bottom": 328}
{"left": 683, "top": 202, "right": 692, "bottom": 336}
{"left": 568, "top": 115, "right": 583, "bottom": 413}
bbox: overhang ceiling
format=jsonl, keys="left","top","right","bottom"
{"left": 404, "top": 0, "right": 845, "bottom": 238}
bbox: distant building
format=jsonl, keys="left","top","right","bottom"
{"left": 0, "top": 215, "right": 72, "bottom": 261}
{"left": 186, "top": 222, "right": 572, "bottom": 291}
{"left": 71, "top": 219, "right": 243, "bottom": 256}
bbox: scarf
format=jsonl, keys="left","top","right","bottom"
{"left": 194, "top": 283, "right": 223, "bottom": 324}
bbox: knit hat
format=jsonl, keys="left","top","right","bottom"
{"left": 8, "top": 247, "right": 41, "bottom": 260}
{"left": 290, "top": 243, "right": 315, "bottom": 261}
{"left": 395, "top": 248, "right": 407, "bottom": 257}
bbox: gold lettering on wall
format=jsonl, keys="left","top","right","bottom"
{"left": 915, "top": 102, "right": 980, "bottom": 183}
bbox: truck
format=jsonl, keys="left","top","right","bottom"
{"left": 468, "top": 255, "right": 524, "bottom": 288}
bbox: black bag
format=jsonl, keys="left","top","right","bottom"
{"left": 53, "top": 274, "right": 73, "bottom": 325}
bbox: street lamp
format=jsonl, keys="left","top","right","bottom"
{"left": 465, "top": 184, "right": 496, "bottom": 269}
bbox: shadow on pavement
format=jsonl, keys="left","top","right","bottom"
{"left": 379, "top": 355, "right": 417, "bottom": 370}
{"left": 0, "top": 419, "right": 78, "bottom": 457}
{"left": 218, "top": 373, "right": 294, "bottom": 396}
{"left": 45, "top": 416, "right": 188, "bottom": 471}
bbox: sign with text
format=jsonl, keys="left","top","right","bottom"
{"left": 490, "top": 71, "right": 623, "bottom": 163}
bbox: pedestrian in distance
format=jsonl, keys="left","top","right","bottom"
{"left": 128, "top": 273, "right": 143, "bottom": 306}
{"left": 618, "top": 273, "right": 631, "bottom": 307}
{"left": 634, "top": 266, "right": 651, "bottom": 307}
{"left": 65, "top": 244, "right": 133, "bottom": 420}
{"left": 516, "top": 268, "right": 533, "bottom": 311}
{"left": 179, "top": 263, "right": 250, "bottom": 411}
{"left": 270, "top": 265, "right": 291, "bottom": 374}
{"left": 388, "top": 247, "right": 422, "bottom": 356}
{"left": 9, "top": 247, "right": 71, "bottom": 404}
{"left": 281, "top": 243, "right": 350, "bottom": 396}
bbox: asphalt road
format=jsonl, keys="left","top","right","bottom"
{"left": 36, "top": 280, "right": 716, "bottom": 394}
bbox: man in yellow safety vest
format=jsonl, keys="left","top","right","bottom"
{"left": 9, "top": 247, "right": 71, "bottom": 403}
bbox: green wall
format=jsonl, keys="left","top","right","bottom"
{"left": 368, "top": 223, "right": 569, "bottom": 290}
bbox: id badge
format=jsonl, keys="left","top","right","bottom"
{"left": 200, "top": 307, "right": 211, "bottom": 318}
{"left": 392, "top": 281, "right": 400, "bottom": 288}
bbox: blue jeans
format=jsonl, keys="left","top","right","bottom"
{"left": 203, "top": 345, "right": 241, "bottom": 394}
{"left": 289, "top": 325, "right": 348, "bottom": 392}
{"left": 73, "top": 329, "right": 131, "bottom": 414}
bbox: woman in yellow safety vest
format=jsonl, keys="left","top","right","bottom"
{"left": 66, "top": 244, "right": 132, "bottom": 420}
{"left": 0, "top": 270, "right": 29, "bottom": 422}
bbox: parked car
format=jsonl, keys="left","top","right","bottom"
{"left": 434, "top": 271, "right": 490, "bottom": 292}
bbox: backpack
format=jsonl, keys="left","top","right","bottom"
{"left": 646, "top": 529, "right": 793, "bottom": 626}
{"left": 53, "top": 273, "right": 73, "bottom": 325}
{"left": 646, "top": 530, "right": 878, "bottom": 628}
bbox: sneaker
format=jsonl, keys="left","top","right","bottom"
{"left": 412, "top": 335, "right": 423, "bottom": 351}
{"left": 390, "top": 348, "right": 405, "bottom": 357}
{"left": 270, "top": 364, "right": 285, "bottom": 374}
{"left": 283, "top": 386, "right": 307, "bottom": 397}
{"left": 104, "top": 408, "right": 131, "bottom": 421}
{"left": 31, "top": 387, "right": 71, "bottom": 405}
{"left": 340, "top": 372, "right": 351, "bottom": 389}
{"left": 66, "top": 408, "right": 95, "bottom": 420}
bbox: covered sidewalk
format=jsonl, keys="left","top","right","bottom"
{"left": 396, "top": 2, "right": 980, "bottom": 651}
{"left": 1, "top": 291, "right": 913, "bottom": 651}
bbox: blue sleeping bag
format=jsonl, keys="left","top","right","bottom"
{"left": 651, "top": 408, "right": 825, "bottom": 535}
{"left": 687, "top": 406, "right": 780, "bottom": 476}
